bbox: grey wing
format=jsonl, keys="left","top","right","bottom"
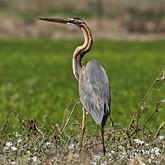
{"left": 79, "top": 60, "right": 110, "bottom": 126}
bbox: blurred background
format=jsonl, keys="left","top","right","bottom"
{"left": 0, "top": 0, "right": 165, "bottom": 131}
{"left": 0, "top": 0, "right": 165, "bottom": 40}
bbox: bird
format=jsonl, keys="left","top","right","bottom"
{"left": 39, "top": 17, "right": 111, "bottom": 154}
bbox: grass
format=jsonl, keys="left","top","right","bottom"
{"left": 0, "top": 39, "right": 164, "bottom": 164}
{"left": 0, "top": 39, "right": 164, "bottom": 129}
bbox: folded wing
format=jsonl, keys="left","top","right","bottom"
{"left": 79, "top": 60, "right": 110, "bottom": 126}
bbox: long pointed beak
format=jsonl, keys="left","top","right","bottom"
{"left": 38, "top": 17, "right": 84, "bottom": 28}
{"left": 38, "top": 17, "right": 69, "bottom": 24}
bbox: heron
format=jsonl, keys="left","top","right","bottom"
{"left": 39, "top": 17, "right": 111, "bottom": 154}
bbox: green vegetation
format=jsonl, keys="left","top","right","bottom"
{"left": 0, "top": 39, "right": 164, "bottom": 164}
{"left": 0, "top": 39, "right": 164, "bottom": 131}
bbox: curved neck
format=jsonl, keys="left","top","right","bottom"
{"left": 72, "top": 23, "right": 93, "bottom": 80}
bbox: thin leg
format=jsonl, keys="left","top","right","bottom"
{"left": 110, "top": 115, "right": 114, "bottom": 128}
{"left": 101, "top": 126, "right": 106, "bottom": 155}
{"left": 80, "top": 108, "right": 86, "bottom": 149}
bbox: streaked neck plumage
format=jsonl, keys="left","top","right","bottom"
{"left": 72, "top": 23, "right": 93, "bottom": 80}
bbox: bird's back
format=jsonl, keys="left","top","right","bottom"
{"left": 79, "top": 60, "right": 110, "bottom": 126}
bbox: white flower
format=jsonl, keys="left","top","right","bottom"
{"left": 134, "top": 138, "right": 144, "bottom": 145}
{"left": 111, "top": 150, "right": 115, "bottom": 154}
{"left": 93, "top": 154, "right": 101, "bottom": 161}
{"left": 31, "top": 156, "right": 37, "bottom": 162}
{"left": 18, "top": 139, "right": 22, "bottom": 143}
{"left": 120, "top": 151, "right": 127, "bottom": 158}
{"left": 118, "top": 145, "right": 124, "bottom": 150}
{"left": 145, "top": 143, "right": 149, "bottom": 147}
{"left": 73, "top": 153, "right": 79, "bottom": 159}
{"left": 148, "top": 158, "right": 152, "bottom": 163}
{"left": 11, "top": 146, "right": 17, "bottom": 151}
{"left": 5, "top": 142, "right": 13, "bottom": 147}
{"left": 46, "top": 142, "right": 51, "bottom": 145}
{"left": 68, "top": 142, "right": 75, "bottom": 149}
{"left": 15, "top": 132, "right": 19, "bottom": 137}
{"left": 158, "top": 135, "right": 164, "bottom": 140}
{"left": 150, "top": 154, "right": 154, "bottom": 159}
{"left": 144, "top": 149, "right": 150, "bottom": 155}
{"left": 101, "top": 161, "right": 107, "bottom": 165}
{"left": 122, "top": 151, "right": 127, "bottom": 156}
{"left": 4, "top": 142, "right": 13, "bottom": 151}
{"left": 151, "top": 147, "right": 160, "bottom": 155}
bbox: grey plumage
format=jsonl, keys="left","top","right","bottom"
{"left": 79, "top": 60, "right": 110, "bottom": 126}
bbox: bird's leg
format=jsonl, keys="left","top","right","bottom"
{"left": 80, "top": 108, "right": 86, "bottom": 149}
{"left": 109, "top": 115, "right": 114, "bottom": 128}
{"left": 101, "top": 126, "right": 106, "bottom": 155}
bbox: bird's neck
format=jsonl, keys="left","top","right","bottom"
{"left": 72, "top": 24, "right": 93, "bottom": 80}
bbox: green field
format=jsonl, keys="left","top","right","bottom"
{"left": 0, "top": 39, "right": 165, "bottom": 132}
{"left": 0, "top": 39, "right": 165, "bottom": 164}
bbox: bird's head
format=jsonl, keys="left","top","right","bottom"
{"left": 38, "top": 17, "right": 86, "bottom": 28}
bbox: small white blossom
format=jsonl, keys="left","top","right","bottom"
{"left": 107, "top": 152, "right": 113, "bottom": 158}
{"left": 73, "top": 153, "right": 79, "bottom": 159}
{"left": 151, "top": 147, "right": 160, "bottom": 155}
{"left": 4, "top": 142, "right": 13, "bottom": 151}
{"left": 151, "top": 154, "right": 155, "bottom": 159}
{"left": 145, "top": 143, "right": 149, "bottom": 147}
{"left": 111, "top": 150, "right": 115, "bottom": 154}
{"left": 158, "top": 135, "right": 164, "bottom": 140}
{"left": 101, "top": 161, "right": 107, "bottom": 165}
{"left": 18, "top": 139, "right": 22, "bottom": 143}
{"left": 68, "top": 142, "right": 75, "bottom": 149}
{"left": 120, "top": 151, "right": 127, "bottom": 158}
{"left": 118, "top": 145, "right": 124, "bottom": 150}
{"left": 5, "top": 142, "right": 13, "bottom": 147}
{"left": 148, "top": 158, "right": 152, "bottom": 163}
{"left": 3, "top": 146, "right": 9, "bottom": 151}
{"left": 144, "top": 149, "right": 150, "bottom": 155}
{"left": 15, "top": 132, "right": 20, "bottom": 137}
{"left": 11, "top": 146, "right": 17, "bottom": 151}
{"left": 93, "top": 154, "right": 101, "bottom": 161}
{"left": 31, "top": 156, "right": 37, "bottom": 162}
{"left": 134, "top": 138, "right": 144, "bottom": 145}
{"left": 45, "top": 142, "right": 51, "bottom": 145}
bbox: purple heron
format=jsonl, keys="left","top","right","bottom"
{"left": 39, "top": 17, "right": 111, "bottom": 154}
